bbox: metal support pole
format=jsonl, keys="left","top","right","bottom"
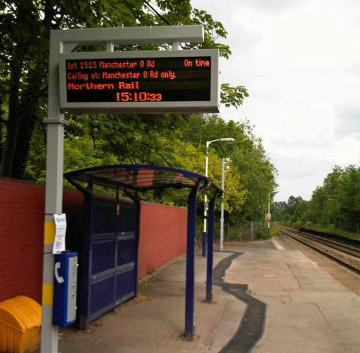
{"left": 133, "top": 198, "right": 141, "bottom": 298}
{"left": 203, "top": 150, "right": 209, "bottom": 257}
{"left": 267, "top": 193, "right": 271, "bottom": 239}
{"left": 106, "top": 42, "right": 114, "bottom": 52}
{"left": 79, "top": 192, "right": 93, "bottom": 330}
{"left": 41, "top": 32, "right": 64, "bottom": 353}
{"left": 184, "top": 184, "right": 199, "bottom": 337}
{"left": 172, "top": 41, "right": 180, "bottom": 50}
{"left": 202, "top": 219, "right": 207, "bottom": 257}
{"left": 220, "top": 158, "right": 225, "bottom": 251}
{"left": 206, "top": 194, "right": 217, "bottom": 302}
{"left": 258, "top": 207, "right": 261, "bottom": 240}
{"left": 202, "top": 145, "right": 209, "bottom": 257}
{"left": 205, "top": 140, "right": 233, "bottom": 254}
{"left": 41, "top": 123, "right": 64, "bottom": 353}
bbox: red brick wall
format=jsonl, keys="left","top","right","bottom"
{"left": 0, "top": 178, "right": 186, "bottom": 303}
{"left": 0, "top": 178, "right": 84, "bottom": 303}
{"left": 0, "top": 178, "right": 44, "bottom": 303}
{"left": 138, "top": 202, "right": 187, "bottom": 278}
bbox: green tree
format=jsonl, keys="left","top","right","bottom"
{"left": 177, "top": 114, "right": 277, "bottom": 220}
{"left": 337, "top": 165, "right": 360, "bottom": 231}
{"left": 1, "top": 1, "right": 278, "bottom": 225}
{"left": 0, "top": 0, "right": 145, "bottom": 178}
{"left": 276, "top": 164, "right": 359, "bottom": 233}
{"left": 271, "top": 201, "right": 287, "bottom": 222}
{"left": 0, "top": 0, "right": 239, "bottom": 178}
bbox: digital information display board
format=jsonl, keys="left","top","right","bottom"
{"left": 59, "top": 49, "right": 219, "bottom": 113}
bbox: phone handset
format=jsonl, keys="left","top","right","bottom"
{"left": 55, "top": 262, "right": 64, "bottom": 284}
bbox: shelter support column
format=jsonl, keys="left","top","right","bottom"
{"left": 184, "top": 184, "right": 199, "bottom": 337}
{"left": 206, "top": 193, "right": 217, "bottom": 302}
{"left": 79, "top": 192, "right": 93, "bottom": 331}
{"left": 133, "top": 197, "right": 141, "bottom": 298}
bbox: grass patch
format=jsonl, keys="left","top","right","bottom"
{"left": 301, "top": 224, "right": 360, "bottom": 240}
{"left": 259, "top": 223, "right": 277, "bottom": 239}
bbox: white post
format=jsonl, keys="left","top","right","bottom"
{"left": 172, "top": 41, "right": 180, "bottom": 50}
{"left": 267, "top": 193, "right": 271, "bottom": 239}
{"left": 106, "top": 42, "right": 114, "bottom": 52}
{"left": 220, "top": 158, "right": 225, "bottom": 251}
{"left": 202, "top": 142, "right": 209, "bottom": 256}
{"left": 204, "top": 139, "right": 234, "bottom": 254}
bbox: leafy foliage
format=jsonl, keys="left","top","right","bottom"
{"left": 26, "top": 111, "right": 274, "bottom": 218}
{"left": 0, "top": 0, "right": 277, "bottom": 224}
{"left": 220, "top": 83, "right": 249, "bottom": 109}
{"left": 273, "top": 165, "right": 360, "bottom": 232}
{"left": 0, "top": 0, "right": 241, "bottom": 178}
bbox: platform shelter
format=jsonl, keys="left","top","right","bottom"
{"left": 65, "top": 164, "right": 222, "bottom": 337}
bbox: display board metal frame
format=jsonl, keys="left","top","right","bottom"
{"left": 59, "top": 49, "right": 219, "bottom": 113}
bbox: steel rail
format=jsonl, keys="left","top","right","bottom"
{"left": 277, "top": 225, "right": 360, "bottom": 272}
{"left": 279, "top": 225, "right": 360, "bottom": 257}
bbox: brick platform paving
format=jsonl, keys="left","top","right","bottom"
{"left": 40, "top": 239, "right": 360, "bottom": 353}
{"left": 59, "top": 252, "right": 246, "bottom": 353}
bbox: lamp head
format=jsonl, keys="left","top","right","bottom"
{"left": 206, "top": 137, "right": 235, "bottom": 148}
{"left": 220, "top": 138, "right": 235, "bottom": 143}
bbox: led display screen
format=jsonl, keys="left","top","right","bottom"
{"left": 59, "top": 50, "right": 219, "bottom": 113}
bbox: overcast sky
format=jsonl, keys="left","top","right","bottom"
{"left": 192, "top": 0, "right": 360, "bottom": 201}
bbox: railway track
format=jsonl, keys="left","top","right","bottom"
{"left": 277, "top": 225, "right": 360, "bottom": 273}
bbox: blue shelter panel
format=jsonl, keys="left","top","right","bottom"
{"left": 115, "top": 269, "right": 136, "bottom": 302}
{"left": 90, "top": 276, "right": 114, "bottom": 316}
{"left": 91, "top": 239, "right": 116, "bottom": 275}
{"left": 117, "top": 237, "right": 136, "bottom": 267}
{"left": 117, "top": 203, "right": 137, "bottom": 232}
{"left": 79, "top": 194, "right": 138, "bottom": 329}
{"left": 92, "top": 198, "right": 117, "bottom": 234}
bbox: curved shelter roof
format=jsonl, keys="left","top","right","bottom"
{"left": 64, "top": 164, "right": 222, "bottom": 195}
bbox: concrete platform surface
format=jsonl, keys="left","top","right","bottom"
{"left": 56, "top": 239, "right": 360, "bottom": 353}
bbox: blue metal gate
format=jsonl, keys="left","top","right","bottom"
{"left": 79, "top": 195, "right": 139, "bottom": 329}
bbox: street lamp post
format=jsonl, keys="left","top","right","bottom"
{"left": 203, "top": 138, "right": 235, "bottom": 257}
{"left": 220, "top": 157, "right": 231, "bottom": 252}
{"left": 267, "top": 194, "right": 271, "bottom": 239}
{"left": 267, "top": 191, "right": 276, "bottom": 239}
{"left": 258, "top": 205, "right": 262, "bottom": 240}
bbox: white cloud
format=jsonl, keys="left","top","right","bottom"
{"left": 239, "top": 0, "right": 306, "bottom": 13}
{"left": 193, "top": 0, "right": 360, "bottom": 202}
{"left": 270, "top": 137, "right": 331, "bottom": 150}
{"left": 335, "top": 102, "right": 360, "bottom": 138}
{"left": 349, "top": 62, "right": 360, "bottom": 77}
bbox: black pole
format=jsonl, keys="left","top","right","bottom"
{"left": 184, "top": 183, "right": 200, "bottom": 337}
{"left": 206, "top": 193, "right": 218, "bottom": 302}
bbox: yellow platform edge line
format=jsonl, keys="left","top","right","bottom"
{"left": 44, "top": 221, "right": 55, "bottom": 245}
{"left": 42, "top": 284, "right": 53, "bottom": 306}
